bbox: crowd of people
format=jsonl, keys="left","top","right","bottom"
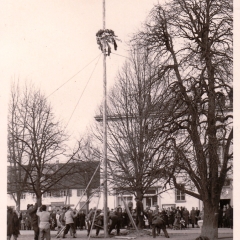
{"left": 7, "top": 200, "right": 233, "bottom": 239}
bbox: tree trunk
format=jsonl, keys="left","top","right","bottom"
{"left": 136, "top": 190, "right": 143, "bottom": 201}
{"left": 201, "top": 202, "right": 219, "bottom": 240}
{"left": 36, "top": 195, "right": 42, "bottom": 207}
{"left": 16, "top": 193, "right": 21, "bottom": 211}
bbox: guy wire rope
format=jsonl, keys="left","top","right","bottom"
{"left": 55, "top": 186, "right": 103, "bottom": 239}
{"left": 65, "top": 53, "right": 102, "bottom": 129}
{"left": 106, "top": 160, "right": 140, "bottom": 234}
{"left": 47, "top": 53, "right": 102, "bottom": 98}
{"left": 87, "top": 193, "right": 101, "bottom": 240}
{"left": 74, "top": 161, "right": 101, "bottom": 210}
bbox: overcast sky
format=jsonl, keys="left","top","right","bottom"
{"left": 1, "top": 0, "right": 239, "bottom": 234}
{"left": 1, "top": 0, "right": 163, "bottom": 146}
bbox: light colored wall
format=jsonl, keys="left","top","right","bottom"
{"left": 159, "top": 188, "right": 202, "bottom": 211}
{"left": 7, "top": 189, "right": 97, "bottom": 211}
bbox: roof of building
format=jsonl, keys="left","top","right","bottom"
{"left": 7, "top": 161, "right": 100, "bottom": 193}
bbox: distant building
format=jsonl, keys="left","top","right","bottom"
{"left": 7, "top": 161, "right": 101, "bottom": 212}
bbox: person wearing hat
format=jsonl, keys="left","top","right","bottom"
{"left": 62, "top": 207, "right": 78, "bottom": 238}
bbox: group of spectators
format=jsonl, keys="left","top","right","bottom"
{"left": 218, "top": 204, "right": 233, "bottom": 228}
{"left": 7, "top": 201, "right": 233, "bottom": 239}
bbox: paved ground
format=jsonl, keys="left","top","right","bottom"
{"left": 17, "top": 228, "right": 233, "bottom": 240}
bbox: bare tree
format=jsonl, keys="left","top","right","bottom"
{"left": 133, "top": 0, "right": 233, "bottom": 239}
{"left": 8, "top": 81, "right": 33, "bottom": 211}
{"left": 8, "top": 83, "right": 81, "bottom": 206}
{"left": 94, "top": 50, "right": 173, "bottom": 201}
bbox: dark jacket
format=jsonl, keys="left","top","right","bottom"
{"left": 7, "top": 210, "right": 20, "bottom": 236}
{"left": 27, "top": 203, "right": 39, "bottom": 227}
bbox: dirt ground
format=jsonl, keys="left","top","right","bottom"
{"left": 17, "top": 228, "right": 233, "bottom": 240}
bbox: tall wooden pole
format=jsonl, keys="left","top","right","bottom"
{"left": 102, "top": 0, "right": 108, "bottom": 238}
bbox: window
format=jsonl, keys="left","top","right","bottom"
{"left": 60, "top": 190, "right": 66, "bottom": 197}
{"left": 175, "top": 188, "right": 186, "bottom": 202}
{"left": 43, "top": 192, "right": 52, "bottom": 198}
{"left": 20, "top": 193, "right": 26, "bottom": 199}
{"left": 77, "top": 189, "right": 86, "bottom": 197}
{"left": 117, "top": 196, "right": 132, "bottom": 206}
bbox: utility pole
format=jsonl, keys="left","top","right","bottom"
{"left": 102, "top": 0, "right": 108, "bottom": 238}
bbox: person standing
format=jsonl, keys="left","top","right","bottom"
{"left": 128, "top": 200, "right": 133, "bottom": 212}
{"left": 195, "top": 207, "right": 200, "bottom": 226}
{"left": 27, "top": 203, "right": 39, "bottom": 240}
{"left": 117, "top": 207, "right": 124, "bottom": 228}
{"left": 135, "top": 197, "right": 144, "bottom": 229}
{"left": 218, "top": 206, "right": 223, "bottom": 228}
{"left": 94, "top": 210, "right": 104, "bottom": 236}
{"left": 190, "top": 207, "right": 197, "bottom": 228}
{"left": 50, "top": 210, "right": 57, "bottom": 231}
{"left": 182, "top": 208, "right": 189, "bottom": 228}
{"left": 62, "top": 207, "right": 78, "bottom": 238}
{"left": 56, "top": 209, "right": 62, "bottom": 236}
{"left": 229, "top": 206, "right": 233, "bottom": 229}
{"left": 7, "top": 207, "right": 20, "bottom": 240}
{"left": 87, "top": 207, "right": 96, "bottom": 236}
{"left": 78, "top": 210, "right": 86, "bottom": 230}
{"left": 37, "top": 205, "right": 51, "bottom": 240}
{"left": 225, "top": 204, "right": 231, "bottom": 228}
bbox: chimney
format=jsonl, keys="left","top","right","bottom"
{"left": 56, "top": 160, "right": 59, "bottom": 170}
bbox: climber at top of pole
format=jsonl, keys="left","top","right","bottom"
{"left": 96, "top": 29, "right": 121, "bottom": 56}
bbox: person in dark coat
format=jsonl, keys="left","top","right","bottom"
{"left": 229, "top": 206, "right": 233, "bottom": 229}
{"left": 27, "top": 203, "right": 39, "bottom": 240}
{"left": 225, "top": 204, "right": 231, "bottom": 228}
{"left": 152, "top": 213, "right": 169, "bottom": 238}
{"left": 161, "top": 209, "right": 169, "bottom": 228}
{"left": 7, "top": 207, "right": 20, "bottom": 240}
{"left": 116, "top": 207, "right": 124, "bottom": 228}
{"left": 108, "top": 210, "right": 121, "bottom": 235}
{"left": 195, "top": 207, "right": 200, "bottom": 225}
{"left": 182, "top": 208, "right": 189, "bottom": 228}
{"left": 190, "top": 207, "right": 197, "bottom": 228}
{"left": 218, "top": 206, "right": 223, "bottom": 228}
{"left": 168, "top": 209, "right": 175, "bottom": 228}
{"left": 135, "top": 197, "right": 144, "bottom": 229}
{"left": 122, "top": 209, "right": 129, "bottom": 228}
{"left": 78, "top": 210, "right": 86, "bottom": 230}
